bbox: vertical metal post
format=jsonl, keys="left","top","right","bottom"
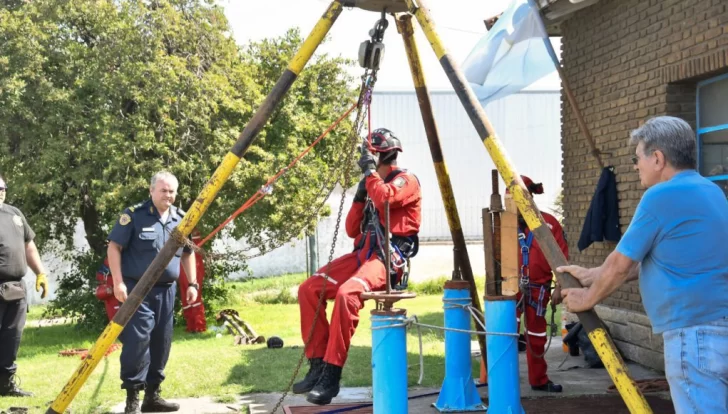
{"left": 385, "top": 200, "right": 392, "bottom": 294}
{"left": 404, "top": 1, "right": 652, "bottom": 412}
{"left": 396, "top": 13, "right": 487, "bottom": 363}
{"left": 308, "top": 231, "right": 319, "bottom": 276}
{"left": 45, "top": 3, "right": 344, "bottom": 413}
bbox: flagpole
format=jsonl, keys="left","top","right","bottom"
{"left": 530, "top": 0, "right": 605, "bottom": 169}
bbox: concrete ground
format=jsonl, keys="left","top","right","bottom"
{"left": 109, "top": 336, "right": 670, "bottom": 413}
{"left": 109, "top": 242, "right": 671, "bottom": 413}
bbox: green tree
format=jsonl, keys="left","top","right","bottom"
{"left": 0, "top": 0, "right": 359, "bottom": 327}
{"left": 0, "top": 0, "right": 357, "bottom": 255}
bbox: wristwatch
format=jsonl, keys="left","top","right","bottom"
{"left": 189, "top": 283, "right": 199, "bottom": 290}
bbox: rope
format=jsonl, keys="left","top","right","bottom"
{"left": 198, "top": 101, "right": 359, "bottom": 247}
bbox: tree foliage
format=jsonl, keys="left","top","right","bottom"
{"left": 0, "top": 0, "right": 358, "bottom": 257}
{"left": 1, "top": 0, "right": 360, "bottom": 329}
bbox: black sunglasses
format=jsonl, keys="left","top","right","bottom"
{"left": 0, "top": 187, "right": 6, "bottom": 191}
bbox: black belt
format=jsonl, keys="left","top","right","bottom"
{"left": 123, "top": 277, "right": 175, "bottom": 288}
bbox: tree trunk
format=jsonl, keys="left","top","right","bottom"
{"left": 80, "top": 194, "right": 105, "bottom": 256}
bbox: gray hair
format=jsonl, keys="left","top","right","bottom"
{"left": 150, "top": 171, "right": 179, "bottom": 190}
{"left": 629, "top": 116, "right": 697, "bottom": 170}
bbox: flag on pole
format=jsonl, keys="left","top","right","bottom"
{"left": 462, "top": 0, "right": 559, "bottom": 105}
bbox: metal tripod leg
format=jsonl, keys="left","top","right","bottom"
{"left": 395, "top": 13, "right": 486, "bottom": 367}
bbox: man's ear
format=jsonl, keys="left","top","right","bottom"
{"left": 654, "top": 150, "right": 667, "bottom": 169}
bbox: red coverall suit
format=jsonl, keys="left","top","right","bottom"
{"left": 517, "top": 211, "right": 568, "bottom": 386}
{"left": 297, "top": 166, "right": 421, "bottom": 368}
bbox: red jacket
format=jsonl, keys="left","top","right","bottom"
{"left": 345, "top": 167, "right": 422, "bottom": 247}
{"left": 518, "top": 212, "right": 569, "bottom": 285}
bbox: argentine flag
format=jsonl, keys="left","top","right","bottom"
{"left": 462, "top": 0, "right": 559, "bottom": 105}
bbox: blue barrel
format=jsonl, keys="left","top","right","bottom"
{"left": 434, "top": 280, "right": 484, "bottom": 412}
{"left": 372, "top": 310, "right": 408, "bottom": 414}
{"left": 485, "top": 297, "right": 524, "bottom": 414}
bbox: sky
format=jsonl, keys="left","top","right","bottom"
{"left": 219, "top": 0, "right": 561, "bottom": 91}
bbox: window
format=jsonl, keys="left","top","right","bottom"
{"left": 697, "top": 73, "right": 728, "bottom": 196}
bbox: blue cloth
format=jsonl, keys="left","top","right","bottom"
{"left": 578, "top": 167, "right": 621, "bottom": 251}
{"left": 616, "top": 170, "right": 728, "bottom": 333}
{"left": 462, "top": 0, "right": 558, "bottom": 105}
{"left": 107, "top": 199, "right": 188, "bottom": 283}
{"left": 662, "top": 316, "right": 728, "bottom": 414}
{"left": 118, "top": 279, "right": 176, "bottom": 389}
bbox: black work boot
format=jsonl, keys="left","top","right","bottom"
{"left": 292, "top": 358, "right": 325, "bottom": 394}
{"left": 141, "top": 384, "right": 179, "bottom": 412}
{"left": 124, "top": 389, "right": 141, "bottom": 414}
{"left": 306, "top": 363, "right": 343, "bottom": 405}
{"left": 531, "top": 380, "right": 563, "bottom": 393}
{"left": 0, "top": 374, "right": 33, "bottom": 397}
{"left": 518, "top": 334, "right": 527, "bottom": 352}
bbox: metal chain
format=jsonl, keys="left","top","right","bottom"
{"left": 269, "top": 70, "right": 378, "bottom": 414}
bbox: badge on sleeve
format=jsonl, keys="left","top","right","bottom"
{"left": 119, "top": 214, "right": 131, "bottom": 226}
{"left": 12, "top": 215, "right": 23, "bottom": 227}
{"left": 393, "top": 176, "right": 406, "bottom": 188}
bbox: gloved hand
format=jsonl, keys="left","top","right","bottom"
{"left": 36, "top": 273, "right": 48, "bottom": 299}
{"left": 353, "top": 178, "right": 368, "bottom": 203}
{"left": 358, "top": 144, "right": 377, "bottom": 176}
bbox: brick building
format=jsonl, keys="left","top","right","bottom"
{"left": 539, "top": 0, "right": 728, "bottom": 370}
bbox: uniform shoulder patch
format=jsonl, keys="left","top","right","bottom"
{"left": 128, "top": 202, "right": 144, "bottom": 213}
{"left": 119, "top": 213, "right": 132, "bottom": 226}
{"left": 392, "top": 176, "right": 407, "bottom": 188}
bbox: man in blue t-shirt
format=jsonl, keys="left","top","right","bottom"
{"left": 558, "top": 116, "right": 728, "bottom": 414}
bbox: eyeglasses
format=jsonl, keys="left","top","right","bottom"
{"left": 0, "top": 187, "right": 6, "bottom": 192}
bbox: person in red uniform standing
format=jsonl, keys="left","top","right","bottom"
{"left": 515, "top": 175, "right": 567, "bottom": 393}
{"left": 294, "top": 128, "right": 422, "bottom": 406}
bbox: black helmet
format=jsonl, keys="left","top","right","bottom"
{"left": 267, "top": 336, "right": 284, "bottom": 349}
{"left": 370, "top": 128, "right": 403, "bottom": 154}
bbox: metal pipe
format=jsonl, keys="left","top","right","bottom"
{"left": 385, "top": 200, "right": 391, "bottom": 295}
{"left": 404, "top": 1, "right": 652, "bottom": 412}
{"left": 485, "top": 297, "right": 523, "bottom": 414}
{"left": 434, "top": 281, "right": 485, "bottom": 412}
{"left": 45, "top": 3, "right": 344, "bottom": 413}
{"left": 371, "top": 309, "right": 409, "bottom": 414}
{"left": 396, "top": 13, "right": 487, "bottom": 365}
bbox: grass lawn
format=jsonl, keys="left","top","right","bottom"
{"left": 2, "top": 274, "right": 560, "bottom": 413}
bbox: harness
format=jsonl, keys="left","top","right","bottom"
{"left": 518, "top": 227, "right": 548, "bottom": 317}
{"left": 354, "top": 169, "right": 419, "bottom": 290}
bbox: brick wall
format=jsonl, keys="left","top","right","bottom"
{"left": 559, "top": 0, "right": 728, "bottom": 365}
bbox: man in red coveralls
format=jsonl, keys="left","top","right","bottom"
{"left": 294, "top": 128, "right": 422, "bottom": 406}
{"left": 515, "top": 175, "right": 567, "bottom": 393}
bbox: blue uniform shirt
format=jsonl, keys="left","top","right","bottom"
{"left": 616, "top": 170, "right": 728, "bottom": 334}
{"left": 107, "top": 199, "right": 189, "bottom": 283}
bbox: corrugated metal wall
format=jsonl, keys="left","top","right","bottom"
{"left": 371, "top": 90, "right": 562, "bottom": 240}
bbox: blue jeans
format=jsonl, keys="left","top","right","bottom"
{"left": 663, "top": 317, "right": 728, "bottom": 414}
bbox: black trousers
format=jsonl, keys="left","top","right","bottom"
{"left": 0, "top": 297, "right": 26, "bottom": 378}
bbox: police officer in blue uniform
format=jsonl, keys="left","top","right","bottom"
{"left": 107, "top": 171, "right": 197, "bottom": 414}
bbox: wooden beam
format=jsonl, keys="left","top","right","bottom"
{"left": 500, "top": 194, "right": 519, "bottom": 296}
{"left": 483, "top": 208, "right": 497, "bottom": 297}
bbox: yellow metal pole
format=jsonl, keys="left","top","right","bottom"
{"left": 403, "top": 1, "right": 652, "bottom": 412}
{"left": 396, "top": 13, "right": 487, "bottom": 366}
{"left": 45, "top": 3, "right": 344, "bottom": 413}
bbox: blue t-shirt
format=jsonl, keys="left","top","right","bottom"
{"left": 107, "top": 199, "right": 189, "bottom": 283}
{"left": 616, "top": 170, "right": 728, "bottom": 333}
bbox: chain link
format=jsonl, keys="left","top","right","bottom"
{"left": 268, "top": 70, "right": 378, "bottom": 414}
